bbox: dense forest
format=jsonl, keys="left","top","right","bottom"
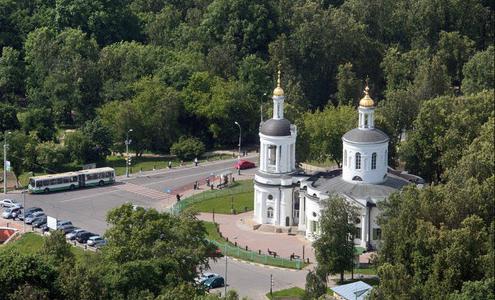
{"left": 0, "top": 0, "right": 494, "bottom": 299}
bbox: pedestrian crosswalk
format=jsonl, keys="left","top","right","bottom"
{"left": 116, "top": 183, "right": 172, "bottom": 201}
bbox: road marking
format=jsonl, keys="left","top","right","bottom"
{"left": 115, "top": 183, "right": 172, "bottom": 201}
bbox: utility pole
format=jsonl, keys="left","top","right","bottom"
{"left": 270, "top": 274, "right": 273, "bottom": 298}
{"left": 125, "top": 129, "right": 133, "bottom": 178}
{"left": 22, "top": 190, "right": 26, "bottom": 232}
{"left": 3, "top": 131, "right": 11, "bottom": 194}
{"left": 224, "top": 243, "right": 228, "bottom": 296}
{"left": 234, "top": 122, "right": 241, "bottom": 175}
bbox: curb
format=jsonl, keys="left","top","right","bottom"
{"left": 228, "top": 256, "right": 301, "bottom": 272}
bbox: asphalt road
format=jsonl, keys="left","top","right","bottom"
{"left": 3, "top": 156, "right": 308, "bottom": 299}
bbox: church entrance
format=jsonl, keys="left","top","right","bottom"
{"left": 292, "top": 189, "right": 300, "bottom": 225}
{"left": 285, "top": 216, "right": 290, "bottom": 227}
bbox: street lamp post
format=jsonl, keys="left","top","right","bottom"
{"left": 234, "top": 122, "right": 241, "bottom": 175}
{"left": 3, "top": 131, "right": 11, "bottom": 194}
{"left": 125, "top": 129, "right": 133, "bottom": 178}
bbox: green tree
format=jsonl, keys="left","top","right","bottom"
{"left": 170, "top": 137, "right": 205, "bottom": 160}
{"left": 0, "top": 103, "right": 20, "bottom": 132}
{"left": 24, "top": 27, "right": 101, "bottom": 124}
{"left": 41, "top": 230, "right": 74, "bottom": 264}
{"left": 99, "top": 41, "right": 167, "bottom": 102}
{"left": 304, "top": 269, "right": 327, "bottom": 300}
{"left": 461, "top": 46, "right": 494, "bottom": 95}
{"left": 2, "top": 131, "right": 38, "bottom": 186}
{"left": 64, "top": 131, "right": 95, "bottom": 164}
{"left": 18, "top": 108, "right": 55, "bottom": 142}
{"left": 297, "top": 105, "right": 356, "bottom": 166}
{"left": 35, "top": 141, "right": 67, "bottom": 171}
{"left": 412, "top": 55, "right": 451, "bottom": 101}
{"left": 436, "top": 31, "right": 475, "bottom": 84}
{"left": 313, "top": 195, "right": 359, "bottom": 283}
{"left": 336, "top": 63, "right": 362, "bottom": 106}
{"left": 0, "top": 46, "right": 24, "bottom": 103}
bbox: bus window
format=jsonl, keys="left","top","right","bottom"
{"left": 29, "top": 179, "right": 35, "bottom": 187}
{"left": 43, "top": 180, "right": 49, "bottom": 186}
{"left": 36, "top": 180, "right": 42, "bottom": 187}
{"left": 72, "top": 176, "right": 78, "bottom": 182}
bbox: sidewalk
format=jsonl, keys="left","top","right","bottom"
{"left": 198, "top": 212, "right": 316, "bottom": 262}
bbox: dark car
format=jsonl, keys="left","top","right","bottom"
{"left": 58, "top": 225, "right": 77, "bottom": 234}
{"left": 32, "top": 216, "right": 47, "bottom": 228}
{"left": 76, "top": 231, "right": 94, "bottom": 244}
{"left": 233, "top": 160, "right": 255, "bottom": 170}
{"left": 18, "top": 207, "right": 43, "bottom": 221}
{"left": 203, "top": 276, "right": 224, "bottom": 290}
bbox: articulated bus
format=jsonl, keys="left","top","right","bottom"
{"left": 28, "top": 167, "right": 115, "bottom": 193}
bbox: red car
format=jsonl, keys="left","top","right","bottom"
{"left": 234, "top": 160, "right": 256, "bottom": 170}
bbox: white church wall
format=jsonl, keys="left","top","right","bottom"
{"left": 342, "top": 141, "right": 388, "bottom": 184}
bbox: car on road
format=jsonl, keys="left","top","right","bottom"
{"left": 0, "top": 199, "right": 22, "bottom": 208}
{"left": 203, "top": 275, "right": 224, "bottom": 290}
{"left": 233, "top": 160, "right": 255, "bottom": 170}
{"left": 2, "top": 207, "right": 22, "bottom": 219}
{"left": 66, "top": 229, "right": 85, "bottom": 240}
{"left": 32, "top": 216, "right": 47, "bottom": 228}
{"left": 25, "top": 211, "right": 45, "bottom": 224}
{"left": 196, "top": 272, "right": 219, "bottom": 284}
{"left": 56, "top": 220, "right": 72, "bottom": 228}
{"left": 87, "top": 236, "right": 105, "bottom": 247}
{"left": 18, "top": 207, "right": 43, "bottom": 221}
{"left": 76, "top": 231, "right": 95, "bottom": 244}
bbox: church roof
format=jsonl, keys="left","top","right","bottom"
{"left": 260, "top": 118, "right": 291, "bottom": 136}
{"left": 306, "top": 169, "right": 410, "bottom": 200}
{"left": 342, "top": 128, "right": 389, "bottom": 144}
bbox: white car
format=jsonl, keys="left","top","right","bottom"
{"left": 25, "top": 211, "right": 45, "bottom": 224}
{"left": 0, "top": 199, "right": 22, "bottom": 208}
{"left": 87, "top": 236, "right": 105, "bottom": 247}
{"left": 195, "top": 272, "right": 219, "bottom": 284}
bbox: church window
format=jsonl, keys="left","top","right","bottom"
{"left": 352, "top": 176, "right": 363, "bottom": 181}
{"left": 355, "top": 153, "right": 361, "bottom": 169}
{"left": 384, "top": 150, "right": 388, "bottom": 166}
{"left": 371, "top": 153, "right": 377, "bottom": 169}
{"left": 373, "top": 228, "right": 382, "bottom": 240}
{"left": 364, "top": 114, "right": 369, "bottom": 128}
{"left": 267, "top": 194, "right": 273, "bottom": 200}
{"left": 268, "top": 145, "right": 276, "bottom": 165}
{"left": 355, "top": 229, "right": 362, "bottom": 239}
{"left": 267, "top": 207, "right": 274, "bottom": 218}
{"left": 343, "top": 150, "right": 347, "bottom": 166}
{"left": 355, "top": 218, "right": 361, "bottom": 224}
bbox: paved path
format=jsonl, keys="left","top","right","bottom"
{"left": 199, "top": 212, "right": 316, "bottom": 263}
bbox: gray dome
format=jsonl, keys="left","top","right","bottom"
{"left": 342, "top": 128, "right": 389, "bottom": 144}
{"left": 260, "top": 118, "right": 291, "bottom": 136}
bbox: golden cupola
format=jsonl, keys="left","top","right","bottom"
{"left": 273, "top": 69, "right": 284, "bottom": 97}
{"left": 359, "top": 85, "right": 374, "bottom": 107}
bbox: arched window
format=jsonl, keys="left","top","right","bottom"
{"left": 371, "top": 152, "right": 377, "bottom": 170}
{"left": 364, "top": 114, "right": 369, "bottom": 128}
{"left": 355, "top": 152, "right": 361, "bottom": 169}
{"left": 352, "top": 176, "right": 363, "bottom": 181}
{"left": 267, "top": 207, "right": 274, "bottom": 218}
{"left": 384, "top": 150, "right": 388, "bottom": 166}
{"left": 343, "top": 150, "right": 347, "bottom": 167}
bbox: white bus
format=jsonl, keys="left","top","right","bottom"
{"left": 28, "top": 167, "right": 115, "bottom": 193}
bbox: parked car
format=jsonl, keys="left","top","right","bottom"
{"left": 233, "top": 160, "right": 255, "bottom": 170}
{"left": 87, "top": 236, "right": 105, "bottom": 247}
{"left": 203, "top": 276, "right": 224, "bottom": 290}
{"left": 2, "top": 207, "right": 22, "bottom": 219}
{"left": 94, "top": 240, "right": 107, "bottom": 249}
{"left": 25, "top": 211, "right": 45, "bottom": 224}
{"left": 76, "top": 231, "right": 94, "bottom": 244}
{"left": 18, "top": 207, "right": 43, "bottom": 221}
{"left": 39, "top": 224, "right": 50, "bottom": 232}
{"left": 0, "top": 198, "right": 22, "bottom": 208}
{"left": 58, "top": 225, "right": 77, "bottom": 234}
{"left": 196, "top": 272, "right": 219, "bottom": 284}
{"left": 66, "top": 229, "right": 85, "bottom": 240}
{"left": 56, "top": 220, "right": 73, "bottom": 229}
{"left": 32, "top": 216, "right": 47, "bottom": 228}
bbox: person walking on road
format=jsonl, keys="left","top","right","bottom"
{"left": 194, "top": 157, "right": 198, "bottom": 166}
{"left": 168, "top": 161, "right": 172, "bottom": 169}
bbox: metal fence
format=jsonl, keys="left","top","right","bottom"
{"left": 208, "top": 239, "right": 303, "bottom": 270}
{"left": 170, "top": 181, "right": 252, "bottom": 215}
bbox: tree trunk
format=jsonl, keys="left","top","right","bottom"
{"left": 340, "top": 271, "right": 344, "bottom": 283}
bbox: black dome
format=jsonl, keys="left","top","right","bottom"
{"left": 342, "top": 128, "right": 389, "bottom": 144}
{"left": 260, "top": 118, "right": 291, "bottom": 136}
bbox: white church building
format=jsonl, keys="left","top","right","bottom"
{"left": 253, "top": 73, "right": 422, "bottom": 250}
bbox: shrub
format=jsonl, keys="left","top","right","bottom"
{"left": 170, "top": 137, "right": 205, "bottom": 160}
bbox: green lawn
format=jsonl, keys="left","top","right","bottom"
{"left": 266, "top": 287, "right": 305, "bottom": 299}
{"left": 1, "top": 232, "right": 91, "bottom": 261}
{"left": 188, "top": 191, "right": 253, "bottom": 214}
{"left": 176, "top": 180, "right": 254, "bottom": 214}
{"left": 349, "top": 267, "right": 377, "bottom": 276}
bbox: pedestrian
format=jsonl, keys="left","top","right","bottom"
{"left": 206, "top": 178, "right": 210, "bottom": 187}
{"left": 176, "top": 194, "right": 181, "bottom": 202}
{"left": 194, "top": 157, "right": 198, "bottom": 166}
{"left": 180, "top": 160, "right": 183, "bottom": 166}
{"left": 168, "top": 161, "right": 172, "bottom": 169}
